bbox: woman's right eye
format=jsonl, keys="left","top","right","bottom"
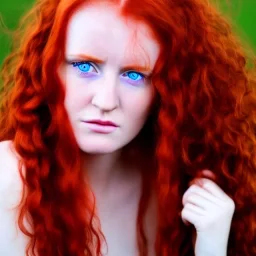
{"left": 71, "top": 61, "right": 98, "bottom": 75}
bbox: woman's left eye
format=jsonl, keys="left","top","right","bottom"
{"left": 122, "top": 71, "right": 145, "bottom": 83}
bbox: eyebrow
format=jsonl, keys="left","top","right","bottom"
{"left": 66, "top": 54, "right": 153, "bottom": 73}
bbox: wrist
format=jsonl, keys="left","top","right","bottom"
{"left": 195, "top": 234, "right": 228, "bottom": 256}
{"left": 195, "top": 250, "right": 226, "bottom": 256}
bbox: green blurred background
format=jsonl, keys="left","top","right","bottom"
{"left": 0, "top": 0, "right": 255, "bottom": 67}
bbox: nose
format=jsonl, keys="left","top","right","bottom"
{"left": 91, "top": 78, "right": 119, "bottom": 112}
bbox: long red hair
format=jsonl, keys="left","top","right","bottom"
{"left": 1, "top": 0, "right": 256, "bottom": 255}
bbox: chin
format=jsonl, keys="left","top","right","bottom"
{"left": 82, "top": 148, "right": 117, "bottom": 155}
{"left": 77, "top": 140, "right": 121, "bottom": 155}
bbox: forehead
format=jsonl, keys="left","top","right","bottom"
{"left": 65, "top": 2, "right": 160, "bottom": 67}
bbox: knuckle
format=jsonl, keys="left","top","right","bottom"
{"left": 222, "top": 197, "right": 235, "bottom": 213}
{"left": 190, "top": 184, "right": 199, "bottom": 191}
{"left": 181, "top": 208, "right": 186, "bottom": 218}
{"left": 228, "top": 198, "right": 235, "bottom": 211}
{"left": 202, "top": 179, "right": 212, "bottom": 187}
{"left": 182, "top": 194, "right": 188, "bottom": 206}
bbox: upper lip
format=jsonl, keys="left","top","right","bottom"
{"left": 84, "top": 119, "right": 118, "bottom": 127}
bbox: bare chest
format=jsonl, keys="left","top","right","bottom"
{"left": 1, "top": 196, "right": 156, "bottom": 256}
{"left": 95, "top": 192, "right": 157, "bottom": 256}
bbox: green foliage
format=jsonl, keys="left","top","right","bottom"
{"left": 0, "top": 0, "right": 255, "bottom": 71}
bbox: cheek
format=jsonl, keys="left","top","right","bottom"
{"left": 64, "top": 87, "right": 79, "bottom": 114}
{"left": 64, "top": 79, "right": 91, "bottom": 112}
{"left": 122, "top": 88, "right": 154, "bottom": 121}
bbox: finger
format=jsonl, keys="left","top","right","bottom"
{"left": 189, "top": 170, "right": 216, "bottom": 187}
{"left": 183, "top": 184, "right": 220, "bottom": 207}
{"left": 183, "top": 192, "right": 212, "bottom": 210}
{"left": 184, "top": 202, "right": 205, "bottom": 215}
{"left": 189, "top": 178, "right": 204, "bottom": 187}
{"left": 181, "top": 203, "right": 204, "bottom": 226}
{"left": 201, "top": 170, "right": 216, "bottom": 180}
{"left": 183, "top": 218, "right": 191, "bottom": 226}
{"left": 199, "top": 178, "right": 228, "bottom": 200}
{"left": 181, "top": 204, "right": 202, "bottom": 226}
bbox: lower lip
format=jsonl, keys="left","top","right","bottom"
{"left": 83, "top": 122, "right": 118, "bottom": 134}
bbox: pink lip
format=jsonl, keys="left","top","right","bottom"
{"left": 83, "top": 120, "right": 118, "bottom": 134}
{"left": 85, "top": 120, "right": 118, "bottom": 127}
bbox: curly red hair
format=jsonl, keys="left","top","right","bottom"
{"left": 1, "top": 0, "right": 256, "bottom": 255}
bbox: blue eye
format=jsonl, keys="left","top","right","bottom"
{"left": 122, "top": 71, "right": 145, "bottom": 86}
{"left": 78, "top": 63, "right": 90, "bottom": 72}
{"left": 127, "top": 72, "right": 141, "bottom": 81}
{"left": 72, "top": 61, "right": 97, "bottom": 74}
{"left": 124, "top": 71, "right": 144, "bottom": 81}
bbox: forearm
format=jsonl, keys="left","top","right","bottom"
{"left": 195, "top": 234, "right": 228, "bottom": 256}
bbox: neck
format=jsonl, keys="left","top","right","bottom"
{"left": 82, "top": 150, "right": 126, "bottom": 193}
{"left": 81, "top": 147, "right": 149, "bottom": 198}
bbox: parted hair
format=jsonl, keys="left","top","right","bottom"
{"left": 0, "top": 0, "right": 256, "bottom": 255}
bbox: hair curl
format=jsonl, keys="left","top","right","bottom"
{"left": 1, "top": 0, "right": 256, "bottom": 255}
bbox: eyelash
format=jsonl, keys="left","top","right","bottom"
{"left": 70, "top": 61, "right": 147, "bottom": 85}
{"left": 71, "top": 61, "right": 98, "bottom": 77}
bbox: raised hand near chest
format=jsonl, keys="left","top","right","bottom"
{"left": 181, "top": 170, "right": 235, "bottom": 256}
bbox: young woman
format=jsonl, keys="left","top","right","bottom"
{"left": 0, "top": 0, "right": 255, "bottom": 255}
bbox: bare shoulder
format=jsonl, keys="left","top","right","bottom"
{"left": 0, "top": 140, "right": 22, "bottom": 203}
{"left": 0, "top": 140, "right": 20, "bottom": 167}
{"left": 0, "top": 140, "right": 28, "bottom": 254}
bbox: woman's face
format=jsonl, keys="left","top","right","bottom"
{"left": 59, "top": 2, "right": 160, "bottom": 154}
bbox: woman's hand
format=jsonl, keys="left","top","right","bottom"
{"left": 181, "top": 170, "right": 235, "bottom": 256}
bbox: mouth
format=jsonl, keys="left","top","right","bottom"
{"left": 85, "top": 120, "right": 118, "bottom": 127}
{"left": 82, "top": 119, "right": 118, "bottom": 134}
